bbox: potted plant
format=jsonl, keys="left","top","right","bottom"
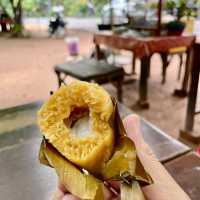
{"left": 165, "top": 0, "right": 195, "bottom": 36}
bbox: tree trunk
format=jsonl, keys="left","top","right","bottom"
{"left": 12, "top": 0, "right": 23, "bottom": 36}
{"left": 14, "top": 0, "right": 22, "bottom": 26}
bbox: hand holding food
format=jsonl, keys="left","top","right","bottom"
{"left": 38, "top": 81, "right": 152, "bottom": 200}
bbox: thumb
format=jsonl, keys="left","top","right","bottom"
{"left": 123, "top": 114, "right": 143, "bottom": 149}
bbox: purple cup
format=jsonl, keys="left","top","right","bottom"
{"left": 65, "top": 37, "right": 79, "bottom": 56}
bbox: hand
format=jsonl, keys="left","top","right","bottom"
{"left": 53, "top": 114, "right": 190, "bottom": 200}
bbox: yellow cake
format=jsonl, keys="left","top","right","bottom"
{"left": 38, "top": 81, "right": 114, "bottom": 173}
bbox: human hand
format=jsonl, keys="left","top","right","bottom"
{"left": 53, "top": 114, "right": 190, "bottom": 200}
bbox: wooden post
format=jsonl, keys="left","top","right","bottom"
{"left": 109, "top": 0, "right": 114, "bottom": 30}
{"left": 174, "top": 47, "right": 194, "bottom": 97}
{"left": 180, "top": 43, "right": 200, "bottom": 143}
{"left": 138, "top": 56, "right": 150, "bottom": 108}
{"left": 156, "top": 0, "right": 162, "bottom": 36}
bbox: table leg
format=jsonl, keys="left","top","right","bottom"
{"left": 122, "top": 52, "right": 137, "bottom": 84}
{"left": 180, "top": 44, "right": 200, "bottom": 143}
{"left": 95, "top": 44, "right": 102, "bottom": 60}
{"left": 132, "top": 53, "right": 136, "bottom": 75}
{"left": 117, "top": 78, "right": 123, "bottom": 102}
{"left": 138, "top": 56, "right": 150, "bottom": 109}
{"left": 174, "top": 48, "right": 193, "bottom": 97}
{"left": 55, "top": 70, "right": 62, "bottom": 87}
{"left": 177, "top": 54, "right": 183, "bottom": 81}
{"left": 161, "top": 53, "right": 168, "bottom": 84}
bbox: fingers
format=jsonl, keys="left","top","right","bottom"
{"left": 123, "top": 114, "right": 143, "bottom": 149}
{"left": 123, "top": 114, "right": 156, "bottom": 162}
{"left": 57, "top": 183, "right": 80, "bottom": 200}
{"left": 103, "top": 183, "right": 118, "bottom": 199}
{"left": 57, "top": 182, "right": 118, "bottom": 200}
{"left": 62, "top": 194, "right": 80, "bottom": 200}
{"left": 106, "top": 180, "right": 120, "bottom": 192}
{"left": 59, "top": 186, "right": 117, "bottom": 200}
{"left": 58, "top": 182, "right": 68, "bottom": 194}
{"left": 52, "top": 189, "right": 65, "bottom": 200}
{"left": 123, "top": 116, "right": 190, "bottom": 199}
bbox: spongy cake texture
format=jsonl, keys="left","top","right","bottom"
{"left": 38, "top": 81, "right": 114, "bottom": 173}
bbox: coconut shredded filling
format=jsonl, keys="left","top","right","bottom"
{"left": 71, "top": 115, "right": 94, "bottom": 138}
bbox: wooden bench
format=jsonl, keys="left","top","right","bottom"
{"left": 54, "top": 58, "right": 124, "bottom": 102}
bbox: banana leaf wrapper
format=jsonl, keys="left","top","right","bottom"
{"left": 39, "top": 99, "right": 153, "bottom": 200}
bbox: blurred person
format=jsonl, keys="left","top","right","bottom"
{"left": 49, "top": 5, "right": 66, "bottom": 37}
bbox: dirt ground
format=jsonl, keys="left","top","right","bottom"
{"left": 0, "top": 29, "right": 200, "bottom": 140}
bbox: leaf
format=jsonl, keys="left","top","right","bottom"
{"left": 103, "top": 99, "right": 153, "bottom": 186}
{"left": 39, "top": 140, "right": 104, "bottom": 200}
{"left": 121, "top": 181, "right": 145, "bottom": 200}
{"left": 101, "top": 137, "right": 137, "bottom": 179}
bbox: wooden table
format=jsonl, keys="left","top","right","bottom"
{"left": 180, "top": 42, "right": 200, "bottom": 143}
{"left": 94, "top": 32, "right": 195, "bottom": 108}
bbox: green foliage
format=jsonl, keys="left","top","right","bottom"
{"left": 63, "top": 0, "right": 86, "bottom": 16}
{"left": 0, "top": 0, "right": 24, "bottom": 35}
{"left": 93, "top": 0, "right": 107, "bottom": 15}
{"left": 23, "top": 0, "right": 38, "bottom": 13}
{"left": 12, "top": 23, "right": 23, "bottom": 34}
{"left": 166, "top": 0, "right": 176, "bottom": 11}
{"left": 166, "top": 0, "right": 197, "bottom": 20}
{"left": 63, "top": 0, "right": 107, "bottom": 16}
{"left": 0, "top": 0, "right": 108, "bottom": 17}
{"left": 0, "top": 0, "right": 14, "bottom": 18}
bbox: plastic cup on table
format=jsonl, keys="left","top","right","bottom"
{"left": 65, "top": 37, "right": 80, "bottom": 57}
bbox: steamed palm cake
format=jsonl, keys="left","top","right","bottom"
{"left": 37, "top": 81, "right": 114, "bottom": 173}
